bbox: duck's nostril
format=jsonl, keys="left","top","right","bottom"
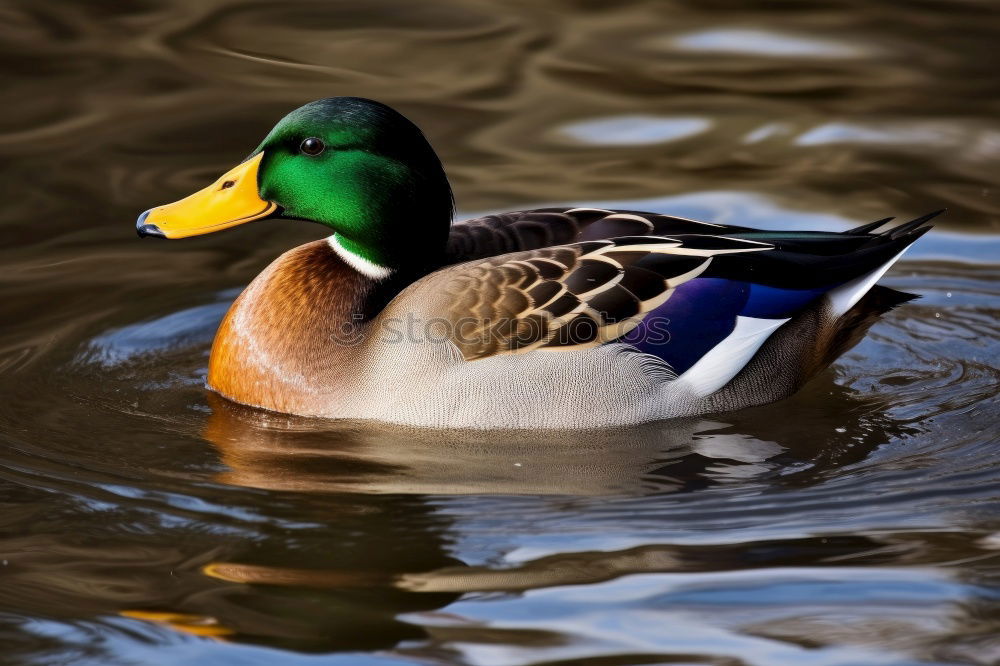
{"left": 221, "top": 180, "right": 235, "bottom": 190}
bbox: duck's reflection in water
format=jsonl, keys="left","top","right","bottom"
{"left": 116, "top": 377, "right": 923, "bottom": 651}
{"left": 205, "top": 393, "right": 752, "bottom": 497}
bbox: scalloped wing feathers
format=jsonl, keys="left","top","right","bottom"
{"left": 432, "top": 235, "right": 772, "bottom": 361}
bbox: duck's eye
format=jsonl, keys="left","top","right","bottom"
{"left": 300, "top": 137, "right": 325, "bottom": 156}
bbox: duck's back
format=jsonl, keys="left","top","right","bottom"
{"left": 353, "top": 208, "right": 936, "bottom": 428}
{"left": 445, "top": 207, "right": 746, "bottom": 263}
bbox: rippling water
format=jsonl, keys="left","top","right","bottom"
{"left": 1, "top": 1, "right": 998, "bottom": 664}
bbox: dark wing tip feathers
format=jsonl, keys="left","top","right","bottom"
{"left": 845, "top": 209, "right": 943, "bottom": 239}
{"left": 887, "top": 209, "right": 944, "bottom": 240}
{"left": 842, "top": 216, "right": 894, "bottom": 235}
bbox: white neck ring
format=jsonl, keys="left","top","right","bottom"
{"left": 328, "top": 235, "right": 393, "bottom": 280}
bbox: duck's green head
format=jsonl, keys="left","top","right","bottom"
{"left": 137, "top": 97, "right": 454, "bottom": 273}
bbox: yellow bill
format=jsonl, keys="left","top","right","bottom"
{"left": 136, "top": 152, "right": 277, "bottom": 238}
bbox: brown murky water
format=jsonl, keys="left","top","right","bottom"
{"left": 1, "top": 1, "right": 999, "bottom": 664}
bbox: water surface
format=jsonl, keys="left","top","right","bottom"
{"left": 1, "top": 1, "right": 998, "bottom": 664}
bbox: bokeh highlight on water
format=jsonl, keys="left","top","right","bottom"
{"left": 0, "top": 1, "right": 998, "bottom": 664}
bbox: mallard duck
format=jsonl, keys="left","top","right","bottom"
{"left": 136, "top": 97, "right": 936, "bottom": 429}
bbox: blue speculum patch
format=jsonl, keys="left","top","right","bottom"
{"left": 624, "top": 277, "right": 837, "bottom": 374}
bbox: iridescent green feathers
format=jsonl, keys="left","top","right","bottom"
{"left": 254, "top": 97, "right": 454, "bottom": 269}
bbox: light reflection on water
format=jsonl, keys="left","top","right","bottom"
{"left": 559, "top": 115, "right": 712, "bottom": 146}
{"left": 668, "top": 28, "right": 869, "bottom": 58}
{"left": 0, "top": 1, "right": 998, "bottom": 665}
